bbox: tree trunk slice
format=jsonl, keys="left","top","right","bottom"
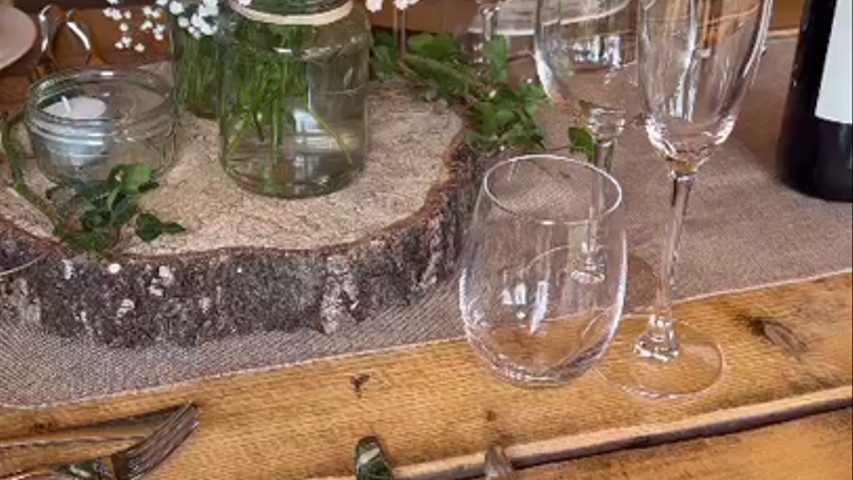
{"left": 0, "top": 83, "right": 480, "bottom": 347}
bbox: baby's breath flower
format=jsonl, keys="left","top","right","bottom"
{"left": 366, "top": 0, "right": 421, "bottom": 12}
{"left": 134, "top": 43, "right": 146, "bottom": 52}
{"left": 169, "top": 1, "right": 185, "bottom": 15}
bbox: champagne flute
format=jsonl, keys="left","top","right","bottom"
{"left": 598, "top": 0, "right": 774, "bottom": 398}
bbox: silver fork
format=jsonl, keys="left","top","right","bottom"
{"left": 2, "top": 404, "right": 199, "bottom": 480}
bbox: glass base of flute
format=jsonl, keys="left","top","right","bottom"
{"left": 599, "top": 167, "right": 724, "bottom": 398}
{"left": 599, "top": 316, "right": 723, "bottom": 398}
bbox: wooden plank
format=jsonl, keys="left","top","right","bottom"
{"left": 507, "top": 408, "right": 853, "bottom": 480}
{"left": 1, "top": 273, "right": 851, "bottom": 480}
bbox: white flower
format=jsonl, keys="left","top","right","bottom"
{"left": 114, "top": 40, "right": 125, "bottom": 49}
{"left": 200, "top": 21, "right": 216, "bottom": 36}
{"left": 106, "top": 0, "right": 120, "bottom": 5}
{"left": 154, "top": 30, "right": 165, "bottom": 41}
{"left": 198, "top": 2, "right": 218, "bottom": 17}
{"left": 178, "top": 16, "right": 190, "bottom": 28}
{"left": 141, "top": 19, "right": 154, "bottom": 30}
{"left": 366, "top": 0, "right": 383, "bottom": 11}
{"left": 156, "top": 0, "right": 169, "bottom": 6}
{"left": 134, "top": 43, "right": 146, "bottom": 52}
{"left": 142, "top": 6, "right": 153, "bottom": 16}
{"left": 119, "top": 22, "right": 129, "bottom": 32}
{"left": 152, "top": 8, "right": 163, "bottom": 19}
{"left": 366, "top": 0, "right": 421, "bottom": 12}
{"left": 121, "top": 35, "right": 133, "bottom": 46}
{"left": 123, "top": 10, "right": 132, "bottom": 18}
{"left": 237, "top": 0, "right": 252, "bottom": 6}
{"left": 191, "top": 13, "right": 204, "bottom": 28}
{"left": 169, "top": 1, "right": 185, "bottom": 15}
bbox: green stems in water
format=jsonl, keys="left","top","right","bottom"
{"left": 172, "top": 26, "right": 219, "bottom": 119}
{"left": 221, "top": 21, "right": 353, "bottom": 180}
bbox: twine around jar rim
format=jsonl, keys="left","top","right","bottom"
{"left": 227, "top": 0, "right": 354, "bottom": 25}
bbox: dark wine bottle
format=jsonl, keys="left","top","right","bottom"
{"left": 778, "top": 0, "right": 853, "bottom": 202}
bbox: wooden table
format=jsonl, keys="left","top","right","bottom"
{"left": 3, "top": 3, "right": 851, "bottom": 479}
{"left": 0, "top": 274, "right": 851, "bottom": 479}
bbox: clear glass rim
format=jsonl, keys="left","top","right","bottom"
{"left": 482, "top": 154, "right": 624, "bottom": 227}
{"left": 26, "top": 66, "right": 173, "bottom": 129}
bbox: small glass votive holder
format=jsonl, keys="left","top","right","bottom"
{"left": 26, "top": 67, "right": 178, "bottom": 185}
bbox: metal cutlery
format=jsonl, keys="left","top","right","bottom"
{"left": 2, "top": 403, "right": 199, "bottom": 480}
{"left": 0, "top": 405, "right": 183, "bottom": 451}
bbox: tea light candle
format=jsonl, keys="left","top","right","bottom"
{"left": 27, "top": 68, "right": 176, "bottom": 185}
{"left": 42, "top": 95, "right": 108, "bottom": 120}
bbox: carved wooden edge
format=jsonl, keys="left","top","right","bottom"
{"left": 0, "top": 130, "right": 483, "bottom": 348}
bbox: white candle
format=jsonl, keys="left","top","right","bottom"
{"left": 43, "top": 95, "right": 108, "bottom": 120}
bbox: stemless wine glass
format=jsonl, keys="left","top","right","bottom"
{"left": 598, "top": 0, "right": 774, "bottom": 398}
{"left": 460, "top": 155, "right": 627, "bottom": 386}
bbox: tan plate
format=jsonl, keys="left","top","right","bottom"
{"left": 0, "top": 5, "right": 37, "bottom": 71}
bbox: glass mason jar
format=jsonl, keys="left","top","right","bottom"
{"left": 26, "top": 68, "right": 177, "bottom": 185}
{"left": 219, "top": 0, "right": 370, "bottom": 198}
{"left": 170, "top": 3, "right": 220, "bottom": 119}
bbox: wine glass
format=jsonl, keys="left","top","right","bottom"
{"left": 459, "top": 154, "right": 627, "bottom": 386}
{"left": 598, "top": 0, "right": 774, "bottom": 398}
{"left": 534, "top": 0, "right": 640, "bottom": 285}
{"left": 535, "top": 0, "right": 640, "bottom": 170}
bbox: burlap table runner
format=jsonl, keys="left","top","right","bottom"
{"left": 1, "top": 38, "right": 850, "bottom": 407}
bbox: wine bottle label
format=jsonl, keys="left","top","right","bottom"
{"left": 816, "top": 0, "right": 853, "bottom": 124}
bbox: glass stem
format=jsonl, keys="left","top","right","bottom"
{"left": 636, "top": 166, "right": 696, "bottom": 363}
{"left": 480, "top": 2, "right": 501, "bottom": 43}
{"left": 399, "top": 9, "right": 408, "bottom": 54}
{"left": 585, "top": 136, "right": 615, "bottom": 257}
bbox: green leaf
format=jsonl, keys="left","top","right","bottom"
{"left": 569, "top": 127, "right": 596, "bottom": 163}
{"left": 111, "top": 197, "right": 139, "bottom": 226}
{"left": 373, "top": 31, "right": 395, "bottom": 49}
{"left": 482, "top": 38, "right": 509, "bottom": 79}
{"left": 163, "top": 222, "right": 187, "bottom": 234}
{"left": 119, "top": 163, "right": 154, "bottom": 194}
{"left": 371, "top": 45, "right": 399, "bottom": 80}
{"left": 407, "top": 33, "right": 435, "bottom": 56}
{"left": 80, "top": 209, "right": 111, "bottom": 230}
{"left": 135, "top": 213, "right": 185, "bottom": 243}
{"left": 408, "top": 33, "right": 461, "bottom": 62}
{"left": 59, "top": 229, "right": 112, "bottom": 253}
{"left": 135, "top": 213, "right": 165, "bottom": 243}
{"left": 138, "top": 180, "right": 160, "bottom": 194}
{"left": 355, "top": 437, "right": 395, "bottom": 480}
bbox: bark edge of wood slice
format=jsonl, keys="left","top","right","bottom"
{"left": 0, "top": 83, "right": 482, "bottom": 348}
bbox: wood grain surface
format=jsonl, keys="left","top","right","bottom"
{"left": 508, "top": 408, "right": 853, "bottom": 480}
{"left": 1, "top": 273, "right": 851, "bottom": 479}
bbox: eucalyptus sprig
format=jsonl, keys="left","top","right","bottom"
{"left": 372, "top": 32, "right": 547, "bottom": 154}
{"left": 1, "top": 113, "right": 184, "bottom": 254}
{"left": 53, "top": 164, "right": 186, "bottom": 253}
